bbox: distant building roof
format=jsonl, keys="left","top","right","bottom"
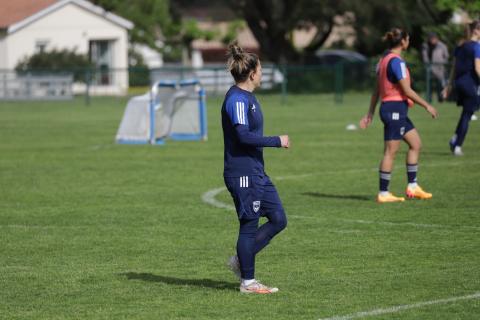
{"left": 0, "top": 0, "right": 133, "bottom": 33}
{"left": 0, "top": 0, "right": 57, "bottom": 28}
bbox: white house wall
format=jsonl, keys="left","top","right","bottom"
{"left": 0, "top": 36, "right": 7, "bottom": 69}
{"left": 5, "top": 2, "right": 129, "bottom": 94}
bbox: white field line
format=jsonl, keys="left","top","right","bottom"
{"left": 201, "top": 186, "right": 235, "bottom": 211}
{"left": 318, "top": 291, "right": 480, "bottom": 320}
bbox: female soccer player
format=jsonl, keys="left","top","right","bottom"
{"left": 360, "top": 28, "right": 438, "bottom": 203}
{"left": 443, "top": 20, "right": 480, "bottom": 156}
{"left": 221, "top": 42, "right": 289, "bottom": 293}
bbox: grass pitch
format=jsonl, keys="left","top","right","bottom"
{"left": 0, "top": 93, "right": 479, "bottom": 319}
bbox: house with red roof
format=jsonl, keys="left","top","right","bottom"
{"left": 0, "top": 0, "right": 133, "bottom": 95}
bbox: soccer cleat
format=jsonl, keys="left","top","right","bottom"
{"left": 376, "top": 192, "right": 405, "bottom": 203}
{"left": 453, "top": 146, "right": 464, "bottom": 156}
{"left": 227, "top": 255, "right": 241, "bottom": 280}
{"left": 240, "top": 280, "right": 279, "bottom": 294}
{"left": 406, "top": 185, "right": 432, "bottom": 199}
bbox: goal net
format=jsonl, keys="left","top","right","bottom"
{"left": 116, "top": 79, "right": 207, "bottom": 145}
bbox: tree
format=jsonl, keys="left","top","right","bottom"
{"left": 90, "top": 0, "right": 172, "bottom": 51}
{"left": 349, "top": 0, "right": 451, "bottom": 56}
{"left": 91, "top": 0, "right": 218, "bottom": 63}
{"left": 436, "top": 0, "right": 480, "bottom": 15}
{"left": 230, "top": 0, "right": 454, "bottom": 63}
{"left": 229, "top": 0, "right": 344, "bottom": 63}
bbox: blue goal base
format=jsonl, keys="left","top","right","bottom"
{"left": 116, "top": 139, "right": 165, "bottom": 146}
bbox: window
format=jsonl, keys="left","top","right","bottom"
{"left": 89, "top": 40, "right": 114, "bottom": 85}
{"left": 35, "top": 40, "right": 49, "bottom": 53}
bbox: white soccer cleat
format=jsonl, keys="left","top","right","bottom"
{"left": 453, "top": 146, "right": 464, "bottom": 156}
{"left": 227, "top": 255, "right": 241, "bottom": 280}
{"left": 240, "top": 280, "right": 279, "bottom": 294}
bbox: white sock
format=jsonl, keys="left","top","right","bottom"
{"left": 242, "top": 278, "right": 256, "bottom": 286}
{"left": 408, "top": 183, "right": 418, "bottom": 189}
{"left": 379, "top": 191, "right": 390, "bottom": 196}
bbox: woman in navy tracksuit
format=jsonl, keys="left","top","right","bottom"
{"left": 443, "top": 20, "right": 480, "bottom": 156}
{"left": 221, "top": 42, "right": 290, "bottom": 294}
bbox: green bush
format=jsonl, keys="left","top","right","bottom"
{"left": 128, "top": 49, "right": 151, "bottom": 87}
{"left": 15, "top": 49, "right": 93, "bottom": 81}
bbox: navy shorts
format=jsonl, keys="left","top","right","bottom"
{"left": 379, "top": 101, "right": 415, "bottom": 141}
{"left": 224, "top": 174, "right": 284, "bottom": 220}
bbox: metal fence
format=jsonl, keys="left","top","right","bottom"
{"left": 0, "top": 62, "right": 449, "bottom": 104}
{"left": 0, "top": 71, "right": 73, "bottom": 100}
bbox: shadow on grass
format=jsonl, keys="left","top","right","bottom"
{"left": 302, "top": 192, "right": 371, "bottom": 201}
{"left": 121, "top": 272, "right": 238, "bottom": 291}
{"left": 422, "top": 151, "right": 454, "bottom": 156}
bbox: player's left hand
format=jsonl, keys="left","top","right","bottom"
{"left": 359, "top": 114, "right": 372, "bottom": 129}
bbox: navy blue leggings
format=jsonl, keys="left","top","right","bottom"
{"left": 236, "top": 209, "right": 287, "bottom": 280}
{"left": 454, "top": 109, "right": 474, "bottom": 147}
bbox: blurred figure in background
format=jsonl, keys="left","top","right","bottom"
{"left": 422, "top": 32, "right": 449, "bottom": 103}
{"left": 443, "top": 21, "right": 480, "bottom": 156}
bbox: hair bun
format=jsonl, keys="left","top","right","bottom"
{"left": 382, "top": 31, "right": 394, "bottom": 42}
{"left": 228, "top": 41, "right": 244, "bottom": 60}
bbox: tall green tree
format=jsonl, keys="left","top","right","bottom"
{"left": 229, "top": 0, "right": 344, "bottom": 63}
{"left": 230, "top": 0, "right": 454, "bottom": 62}
{"left": 91, "top": 0, "right": 217, "bottom": 62}
{"left": 91, "top": 0, "right": 172, "bottom": 51}
{"left": 436, "top": 0, "right": 480, "bottom": 15}
{"left": 349, "top": 0, "right": 451, "bottom": 56}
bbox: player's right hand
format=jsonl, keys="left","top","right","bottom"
{"left": 426, "top": 105, "right": 438, "bottom": 119}
{"left": 359, "top": 114, "right": 372, "bottom": 129}
{"left": 279, "top": 135, "right": 290, "bottom": 148}
{"left": 441, "top": 86, "right": 450, "bottom": 100}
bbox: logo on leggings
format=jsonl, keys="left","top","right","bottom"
{"left": 253, "top": 201, "right": 261, "bottom": 213}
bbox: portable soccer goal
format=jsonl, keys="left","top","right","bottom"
{"left": 116, "top": 79, "right": 207, "bottom": 145}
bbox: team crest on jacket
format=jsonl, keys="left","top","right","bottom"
{"left": 253, "top": 201, "right": 261, "bottom": 213}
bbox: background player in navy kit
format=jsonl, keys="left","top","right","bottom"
{"left": 222, "top": 42, "right": 290, "bottom": 294}
{"left": 360, "top": 28, "right": 438, "bottom": 203}
{"left": 443, "top": 20, "right": 480, "bottom": 156}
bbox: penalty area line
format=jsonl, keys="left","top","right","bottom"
{"left": 318, "top": 291, "right": 480, "bottom": 320}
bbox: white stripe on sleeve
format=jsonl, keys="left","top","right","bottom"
{"left": 236, "top": 102, "right": 241, "bottom": 124}
{"left": 400, "top": 62, "right": 407, "bottom": 79}
{"left": 240, "top": 102, "right": 245, "bottom": 124}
